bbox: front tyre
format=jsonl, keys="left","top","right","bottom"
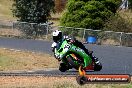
{"left": 59, "top": 63, "right": 67, "bottom": 72}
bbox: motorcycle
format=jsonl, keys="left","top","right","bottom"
{"left": 54, "top": 39, "right": 102, "bottom": 72}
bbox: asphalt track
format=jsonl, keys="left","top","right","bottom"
{"left": 0, "top": 37, "right": 132, "bottom": 76}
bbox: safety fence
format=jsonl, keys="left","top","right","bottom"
{"left": 0, "top": 21, "right": 132, "bottom": 47}
{"left": 12, "top": 21, "right": 53, "bottom": 39}
{"left": 58, "top": 26, "right": 132, "bottom": 47}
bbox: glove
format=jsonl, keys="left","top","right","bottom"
{"left": 51, "top": 42, "right": 57, "bottom": 52}
{"left": 55, "top": 53, "right": 60, "bottom": 59}
{"left": 67, "top": 38, "right": 75, "bottom": 44}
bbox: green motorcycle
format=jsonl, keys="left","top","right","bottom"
{"left": 54, "top": 39, "right": 102, "bottom": 72}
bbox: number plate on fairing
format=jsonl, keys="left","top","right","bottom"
{"left": 63, "top": 44, "right": 71, "bottom": 52}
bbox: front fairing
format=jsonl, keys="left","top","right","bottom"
{"left": 56, "top": 40, "right": 71, "bottom": 56}
{"left": 55, "top": 39, "right": 85, "bottom": 60}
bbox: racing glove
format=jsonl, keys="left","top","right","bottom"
{"left": 54, "top": 54, "right": 61, "bottom": 61}
{"left": 54, "top": 49, "right": 63, "bottom": 61}
{"left": 51, "top": 42, "right": 57, "bottom": 52}
{"left": 64, "top": 36, "right": 75, "bottom": 44}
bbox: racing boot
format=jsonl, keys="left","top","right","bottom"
{"left": 92, "top": 56, "right": 100, "bottom": 64}
{"left": 93, "top": 56, "right": 102, "bottom": 71}
{"left": 86, "top": 50, "right": 100, "bottom": 64}
{"left": 85, "top": 50, "right": 97, "bottom": 62}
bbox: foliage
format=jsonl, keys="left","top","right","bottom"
{"left": 129, "top": 0, "right": 132, "bottom": 9}
{"left": 12, "top": 0, "right": 55, "bottom": 23}
{"left": 60, "top": 0, "right": 121, "bottom": 30}
{"left": 103, "top": 14, "right": 132, "bottom": 32}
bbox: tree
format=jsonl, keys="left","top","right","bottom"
{"left": 60, "top": 0, "right": 121, "bottom": 30}
{"left": 12, "top": 0, "right": 55, "bottom": 23}
{"left": 128, "top": 0, "right": 132, "bottom": 9}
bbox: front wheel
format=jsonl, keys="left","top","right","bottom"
{"left": 59, "top": 63, "right": 67, "bottom": 72}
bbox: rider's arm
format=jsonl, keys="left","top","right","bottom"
{"left": 51, "top": 42, "right": 63, "bottom": 61}
{"left": 54, "top": 48, "right": 64, "bottom": 61}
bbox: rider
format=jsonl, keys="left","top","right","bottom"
{"left": 51, "top": 30, "right": 99, "bottom": 66}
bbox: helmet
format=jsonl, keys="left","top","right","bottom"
{"left": 52, "top": 30, "right": 63, "bottom": 42}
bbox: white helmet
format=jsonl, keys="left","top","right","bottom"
{"left": 52, "top": 30, "right": 63, "bottom": 42}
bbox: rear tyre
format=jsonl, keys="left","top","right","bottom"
{"left": 76, "top": 76, "right": 87, "bottom": 85}
{"left": 59, "top": 63, "right": 67, "bottom": 72}
{"left": 94, "top": 62, "right": 102, "bottom": 71}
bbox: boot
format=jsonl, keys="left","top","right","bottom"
{"left": 92, "top": 56, "right": 100, "bottom": 64}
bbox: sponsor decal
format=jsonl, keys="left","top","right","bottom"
{"left": 85, "top": 74, "right": 130, "bottom": 83}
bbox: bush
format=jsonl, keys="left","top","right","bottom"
{"left": 103, "top": 14, "right": 132, "bottom": 33}
{"left": 60, "top": 0, "right": 121, "bottom": 30}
